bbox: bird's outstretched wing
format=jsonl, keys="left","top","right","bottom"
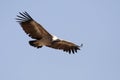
{"left": 48, "top": 40, "right": 82, "bottom": 54}
{"left": 16, "top": 12, "right": 52, "bottom": 39}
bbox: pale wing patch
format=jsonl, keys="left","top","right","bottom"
{"left": 52, "top": 35, "right": 59, "bottom": 41}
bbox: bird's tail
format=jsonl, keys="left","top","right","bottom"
{"left": 29, "top": 40, "right": 42, "bottom": 48}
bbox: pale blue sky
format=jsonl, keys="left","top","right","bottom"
{"left": 0, "top": 0, "right": 120, "bottom": 80}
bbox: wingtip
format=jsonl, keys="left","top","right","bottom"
{"left": 16, "top": 11, "right": 33, "bottom": 23}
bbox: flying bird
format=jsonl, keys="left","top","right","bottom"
{"left": 16, "top": 12, "right": 83, "bottom": 54}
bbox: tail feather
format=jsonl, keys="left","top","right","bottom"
{"left": 29, "top": 41, "right": 42, "bottom": 48}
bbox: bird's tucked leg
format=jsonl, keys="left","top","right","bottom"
{"left": 29, "top": 40, "right": 43, "bottom": 48}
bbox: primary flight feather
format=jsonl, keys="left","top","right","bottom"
{"left": 16, "top": 11, "right": 82, "bottom": 54}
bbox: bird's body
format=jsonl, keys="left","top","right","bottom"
{"left": 16, "top": 12, "right": 82, "bottom": 54}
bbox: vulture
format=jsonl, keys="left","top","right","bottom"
{"left": 16, "top": 12, "right": 83, "bottom": 54}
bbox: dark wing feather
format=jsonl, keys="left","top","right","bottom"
{"left": 16, "top": 11, "right": 52, "bottom": 39}
{"left": 48, "top": 40, "right": 81, "bottom": 54}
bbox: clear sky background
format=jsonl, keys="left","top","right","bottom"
{"left": 0, "top": 0, "right": 120, "bottom": 80}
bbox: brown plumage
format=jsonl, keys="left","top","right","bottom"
{"left": 16, "top": 11, "right": 82, "bottom": 54}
